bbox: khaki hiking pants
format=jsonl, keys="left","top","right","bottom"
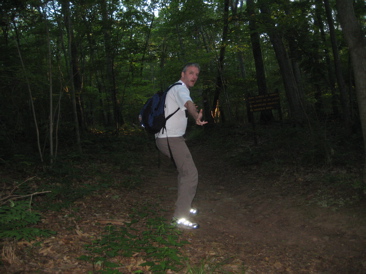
{"left": 156, "top": 136, "right": 198, "bottom": 219}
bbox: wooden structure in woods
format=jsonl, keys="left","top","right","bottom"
{"left": 246, "top": 92, "right": 282, "bottom": 144}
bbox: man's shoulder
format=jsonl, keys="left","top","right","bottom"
{"left": 172, "top": 81, "right": 188, "bottom": 92}
{"left": 171, "top": 81, "right": 184, "bottom": 89}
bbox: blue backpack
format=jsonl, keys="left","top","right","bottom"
{"left": 139, "top": 82, "right": 182, "bottom": 134}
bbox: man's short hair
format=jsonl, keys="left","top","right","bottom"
{"left": 182, "top": 63, "right": 200, "bottom": 72}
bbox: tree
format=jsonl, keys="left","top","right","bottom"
{"left": 258, "top": 0, "right": 306, "bottom": 124}
{"left": 324, "top": 0, "right": 351, "bottom": 130}
{"left": 61, "top": 0, "right": 82, "bottom": 153}
{"left": 12, "top": 19, "right": 44, "bottom": 162}
{"left": 313, "top": 0, "right": 339, "bottom": 117}
{"left": 211, "top": 0, "right": 230, "bottom": 124}
{"left": 247, "top": 0, "right": 274, "bottom": 123}
{"left": 336, "top": 0, "right": 366, "bottom": 187}
{"left": 100, "top": 0, "right": 123, "bottom": 132}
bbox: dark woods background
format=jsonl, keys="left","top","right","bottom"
{"left": 1, "top": 0, "right": 366, "bottom": 175}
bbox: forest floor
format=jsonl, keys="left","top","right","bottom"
{"left": 1, "top": 132, "right": 366, "bottom": 273}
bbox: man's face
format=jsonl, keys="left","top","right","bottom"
{"left": 181, "top": 66, "right": 200, "bottom": 88}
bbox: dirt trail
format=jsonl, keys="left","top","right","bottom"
{"left": 148, "top": 142, "right": 366, "bottom": 273}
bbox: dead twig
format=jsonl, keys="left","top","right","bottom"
{"left": 0, "top": 177, "right": 51, "bottom": 206}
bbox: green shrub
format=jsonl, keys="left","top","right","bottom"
{"left": 78, "top": 206, "right": 188, "bottom": 273}
{"left": 0, "top": 200, "right": 55, "bottom": 240}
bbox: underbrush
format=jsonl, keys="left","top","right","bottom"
{"left": 0, "top": 130, "right": 160, "bottom": 264}
{"left": 78, "top": 205, "right": 189, "bottom": 273}
{"left": 200, "top": 122, "right": 363, "bottom": 169}
{"left": 191, "top": 121, "right": 365, "bottom": 207}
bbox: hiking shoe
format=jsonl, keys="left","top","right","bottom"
{"left": 190, "top": 208, "right": 198, "bottom": 215}
{"left": 172, "top": 218, "right": 199, "bottom": 229}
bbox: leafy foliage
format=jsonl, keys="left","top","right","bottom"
{"left": 78, "top": 206, "right": 189, "bottom": 273}
{"left": 0, "top": 131, "right": 149, "bottom": 244}
{"left": 0, "top": 200, "right": 55, "bottom": 241}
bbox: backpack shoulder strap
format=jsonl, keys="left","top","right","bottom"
{"left": 163, "top": 82, "right": 183, "bottom": 168}
{"left": 164, "top": 82, "right": 183, "bottom": 121}
{"left": 165, "top": 82, "right": 182, "bottom": 92}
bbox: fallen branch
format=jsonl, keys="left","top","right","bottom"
{"left": 0, "top": 177, "right": 51, "bottom": 206}
{"left": 1, "top": 191, "right": 51, "bottom": 203}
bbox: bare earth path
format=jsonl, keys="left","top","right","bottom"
{"left": 148, "top": 141, "right": 366, "bottom": 273}
{"left": 1, "top": 139, "right": 366, "bottom": 273}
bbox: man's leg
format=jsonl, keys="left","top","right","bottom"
{"left": 156, "top": 137, "right": 198, "bottom": 219}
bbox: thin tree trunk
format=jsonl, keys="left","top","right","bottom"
{"left": 199, "top": 26, "right": 211, "bottom": 53}
{"left": 315, "top": 1, "right": 338, "bottom": 116}
{"left": 247, "top": 0, "right": 267, "bottom": 96}
{"left": 12, "top": 20, "right": 44, "bottom": 162}
{"left": 61, "top": 0, "right": 82, "bottom": 153}
{"left": 231, "top": 0, "right": 246, "bottom": 80}
{"left": 52, "top": 0, "right": 65, "bottom": 160}
{"left": 54, "top": 84, "right": 63, "bottom": 161}
{"left": 38, "top": 4, "right": 55, "bottom": 164}
{"left": 176, "top": 24, "right": 186, "bottom": 62}
{"left": 197, "top": 26, "right": 215, "bottom": 124}
{"left": 211, "top": 0, "right": 230, "bottom": 123}
{"left": 47, "top": 19, "right": 54, "bottom": 164}
{"left": 324, "top": 0, "right": 351, "bottom": 131}
{"left": 247, "top": 0, "right": 273, "bottom": 123}
{"left": 101, "top": 0, "right": 123, "bottom": 133}
{"left": 283, "top": 1, "right": 305, "bottom": 113}
{"left": 140, "top": 15, "right": 154, "bottom": 77}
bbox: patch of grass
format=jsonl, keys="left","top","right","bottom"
{"left": 307, "top": 172, "right": 363, "bottom": 209}
{"left": 321, "top": 173, "right": 364, "bottom": 191}
{"left": 120, "top": 174, "right": 143, "bottom": 189}
{"left": 184, "top": 255, "right": 247, "bottom": 274}
{"left": 78, "top": 205, "right": 189, "bottom": 273}
{"left": 309, "top": 191, "right": 360, "bottom": 209}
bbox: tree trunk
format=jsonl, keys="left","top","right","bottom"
{"left": 314, "top": 1, "right": 339, "bottom": 116}
{"left": 12, "top": 20, "right": 44, "bottom": 162}
{"left": 247, "top": 0, "right": 273, "bottom": 123}
{"left": 101, "top": 0, "right": 123, "bottom": 133}
{"left": 211, "top": 0, "right": 229, "bottom": 123}
{"left": 247, "top": 0, "right": 267, "bottom": 96}
{"left": 38, "top": 4, "right": 55, "bottom": 163}
{"left": 258, "top": 0, "right": 306, "bottom": 124}
{"left": 336, "top": 0, "right": 366, "bottom": 188}
{"left": 46, "top": 15, "right": 54, "bottom": 164}
{"left": 324, "top": 0, "right": 351, "bottom": 131}
{"left": 231, "top": 0, "right": 246, "bottom": 80}
{"left": 140, "top": 15, "right": 154, "bottom": 77}
{"left": 61, "top": 0, "right": 82, "bottom": 153}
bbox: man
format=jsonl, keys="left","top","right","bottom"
{"left": 155, "top": 63, "right": 207, "bottom": 229}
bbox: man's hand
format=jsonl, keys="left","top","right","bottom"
{"left": 185, "top": 101, "right": 208, "bottom": 126}
{"left": 195, "top": 109, "right": 208, "bottom": 126}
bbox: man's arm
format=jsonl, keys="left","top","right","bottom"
{"left": 184, "top": 100, "right": 208, "bottom": 126}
